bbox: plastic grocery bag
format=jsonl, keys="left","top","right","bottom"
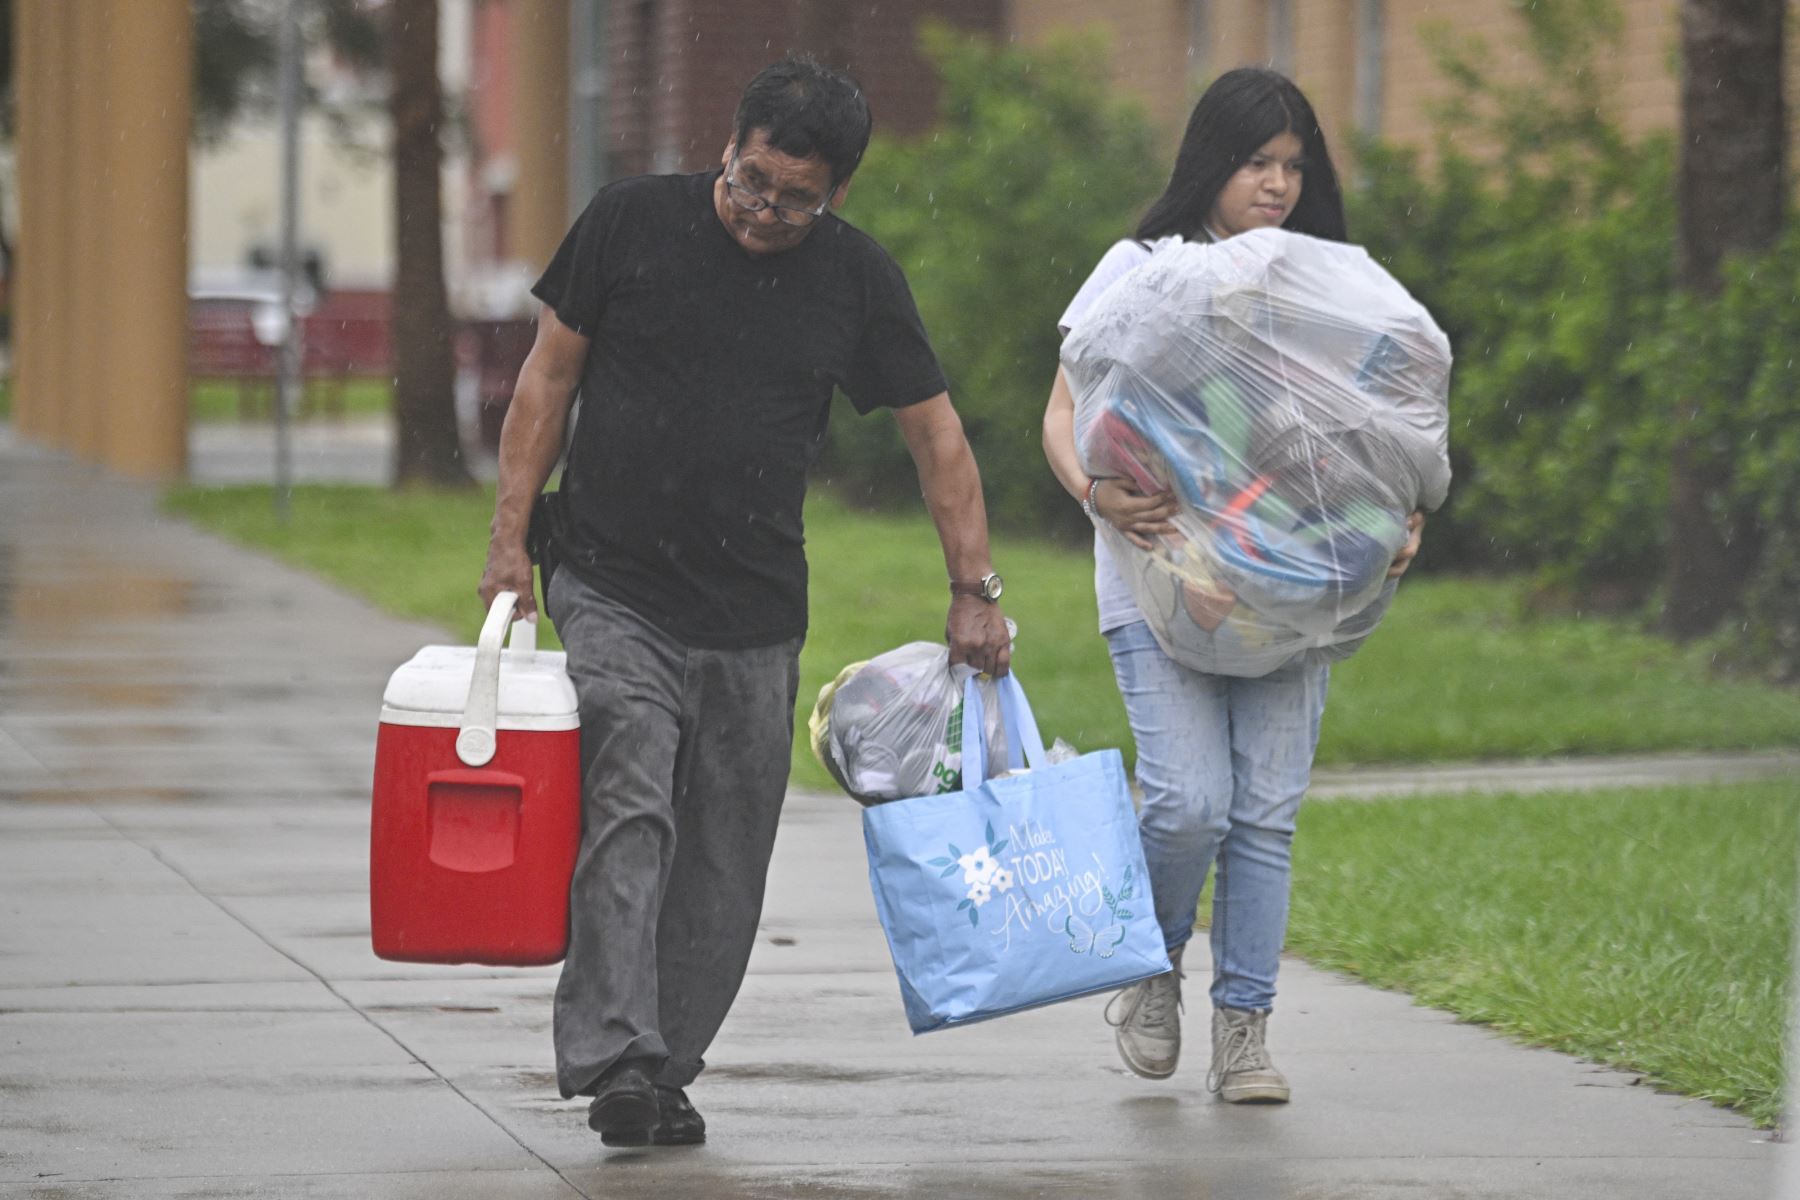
{"left": 808, "top": 642, "right": 1005, "bottom": 806}
{"left": 1061, "top": 228, "right": 1452, "bottom": 676}
{"left": 862, "top": 673, "right": 1170, "bottom": 1033}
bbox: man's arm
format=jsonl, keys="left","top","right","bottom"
{"left": 892, "top": 392, "right": 1012, "bottom": 677}
{"left": 477, "top": 306, "right": 591, "bottom": 620}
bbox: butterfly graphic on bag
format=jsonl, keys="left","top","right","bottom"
{"left": 1064, "top": 914, "right": 1126, "bottom": 957}
{"left": 1064, "top": 865, "right": 1137, "bottom": 957}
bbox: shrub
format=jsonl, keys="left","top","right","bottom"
{"left": 822, "top": 26, "right": 1164, "bottom": 538}
{"left": 1343, "top": 2, "right": 1797, "bottom": 675}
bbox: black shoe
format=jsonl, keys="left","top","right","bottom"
{"left": 650, "top": 1085, "right": 706, "bottom": 1146}
{"left": 588, "top": 1062, "right": 658, "bottom": 1146}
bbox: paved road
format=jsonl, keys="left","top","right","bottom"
{"left": 0, "top": 430, "right": 1785, "bottom": 1198}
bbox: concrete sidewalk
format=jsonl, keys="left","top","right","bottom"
{"left": 0, "top": 431, "right": 1782, "bottom": 1199}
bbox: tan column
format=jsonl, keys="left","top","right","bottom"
{"left": 35, "top": 0, "right": 75, "bottom": 450}
{"left": 10, "top": 0, "right": 40, "bottom": 440}
{"left": 67, "top": 0, "right": 109, "bottom": 460}
{"left": 13, "top": 0, "right": 75, "bottom": 448}
{"left": 510, "top": 0, "right": 572, "bottom": 273}
{"left": 99, "top": 0, "right": 191, "bottom": 478}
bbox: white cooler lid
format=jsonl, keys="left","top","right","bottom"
{"left": 381, "top": 644, "right": 579, "bottom": 730}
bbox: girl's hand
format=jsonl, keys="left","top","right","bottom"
{"left": 1093, "top": 479, "right": 1179, "bottom": 551}
{"left": 1387, "top": 511, "right": 1426, "bottom": 579}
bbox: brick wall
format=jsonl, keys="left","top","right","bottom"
{"left": 1380, "top": 0, "right": 1800, "bottom": 160}
{"left": 1290, "top": 0, "right": 1358, "bottom": 149}
{"left": 1009, "top": 0, "right": 1197, "bottom": 134}
{"left": 607, "top": 0, "right": 660, "bottom": 178}
{"left": 1013, "top": 0, "right": 1800, "bottom": 165}
{"left": 1007, "top": 0, "right": 1362, "bottom": 156}
{"left": 604, "top": 0, "right": 1005, "bottom": 181}
{"left": 1377, "top": 0, "right": 1685, "bottom": 146}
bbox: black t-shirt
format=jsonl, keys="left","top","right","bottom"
{"left": 532, "top": 171, "right": 946, "bottom": 649}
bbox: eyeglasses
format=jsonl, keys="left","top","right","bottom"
{"left": 723, "top": 158, "right": 830, "bottom": 227}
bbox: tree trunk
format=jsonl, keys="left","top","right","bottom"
{"left": 388, "top": 0, "right": 472, "bottom": 488}
{"left": 1664, "top": 0, "right": 1785, "bottom": 637}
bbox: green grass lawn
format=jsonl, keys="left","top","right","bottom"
{"left": 162, "top": 480, "right": 1800, "bottom": 1124}
{"left": 0, "top": 378, "right": 388, "bottom": 424}
{"left": 190, "top": 377, "right": 392, "bottom": 422}
{"left": 163, "top": 482, "right": 1800, "bottom": 792}
{"left": 1284, "top": 780, "right": 1798, "bottom": 1126}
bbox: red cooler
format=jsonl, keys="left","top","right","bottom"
{"left": 371, "top": 591, "right": 581, "bottom": 965}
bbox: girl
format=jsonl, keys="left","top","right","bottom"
{"left": 1041, "top": 68, "right": 1424, "bottom": 1102}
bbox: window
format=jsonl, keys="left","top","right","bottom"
{"left": 1268, "top": 0, "right": 1295, "bottom": 76}
{"left": 1354, "top": 0, "right": 1385, "bottom": 135}
{"left": 1187, "top": 0, "right": 1211, "bottom": 82}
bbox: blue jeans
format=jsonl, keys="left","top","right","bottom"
{"left": 1105, "top": 621, "right": 1329, "bottom": 1012}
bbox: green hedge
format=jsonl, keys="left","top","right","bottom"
{"left": 823, "top": 26, "right": 1163, "bottom": 540}
{"left": 1346, "top": 135, "right": 1680, "bottom": 581}
{"left": 1344, "top": 2, "right": 1799, "bottom": 675}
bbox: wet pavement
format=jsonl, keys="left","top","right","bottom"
{"left": 0, "top": 427, "right": 1784, "bottom": 1199}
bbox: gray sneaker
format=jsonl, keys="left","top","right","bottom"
{"left": 1103, "top": 945, "right": 1184, "bottom": 1079}
{"left": 1208, "top": 1006, "right": 1290, "bottom": 1103}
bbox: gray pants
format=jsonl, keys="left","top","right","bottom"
{"left": 547, "top": 569, "right": 802, "bottom": 1097}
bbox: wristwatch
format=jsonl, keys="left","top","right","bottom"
{"left": 949, "top": 572, "right": 1004, "bottom": 602}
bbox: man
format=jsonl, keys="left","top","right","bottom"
{"left": 477, "top": 55, "right": 1011, "bottom": 1148}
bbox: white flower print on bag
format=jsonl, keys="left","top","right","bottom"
{"left": 928, "top": 821, "right": 1013, "bottom": 927}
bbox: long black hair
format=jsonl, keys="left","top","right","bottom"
{"left": 1135, "top": 68, "right": 1347, "bottom": 243}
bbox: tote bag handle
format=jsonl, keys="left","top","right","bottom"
{"left": 960, "top": 671, "right": 1048, "bottom": 784}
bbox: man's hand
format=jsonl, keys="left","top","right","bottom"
{"left": 947, "top": 595, "right": 1011, "bottom": 677}
{"left": 1387, "top": 511, "right": 1426, "bottom": 579}
{"left": 478, "top": 538, "right": 538, "bottom": 620}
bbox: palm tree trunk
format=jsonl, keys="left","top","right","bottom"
{"left": 1664, "top": 0, "right": 1784, "bottom": 637}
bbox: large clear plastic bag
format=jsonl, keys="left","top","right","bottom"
{"left": 808, "top": 642, "right": 1006, "bottom": 806}
{"left": 1061, "top": 229, "right": 1452, "bottom": 677}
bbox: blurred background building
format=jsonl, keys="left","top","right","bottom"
{"left": 1013, "top": 1, "right": 1714, "bottom": 150}
{"left": 6, "top": 0, "right": 1789, "bottom": 479}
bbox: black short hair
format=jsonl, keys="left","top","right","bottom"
{"left": 1136, "top": 68, "right": 1347, "bottom": 243}
{"left": 733, "top": 54, "right": 873, "bottom": 186}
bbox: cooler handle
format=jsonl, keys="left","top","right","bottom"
{"left": 508, "top": 603, "right": 538, "bottom": 664}
{"left": 458, "top": 591, "right": 537, "bottom": 767}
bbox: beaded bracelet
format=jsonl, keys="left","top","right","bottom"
{"left": 1081, "top": 477, "right": 1101, "bottom": 519}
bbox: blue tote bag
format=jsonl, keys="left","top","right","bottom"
{"left": 862, "top": 672, "right": 1170, "bottom": 1034}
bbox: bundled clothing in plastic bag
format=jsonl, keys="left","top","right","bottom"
{"left": 809, "top": 642, "right": 1006, "bottom": 806}
{"left": 1061, "top": 228, "right": 1452, "bottom": 677}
